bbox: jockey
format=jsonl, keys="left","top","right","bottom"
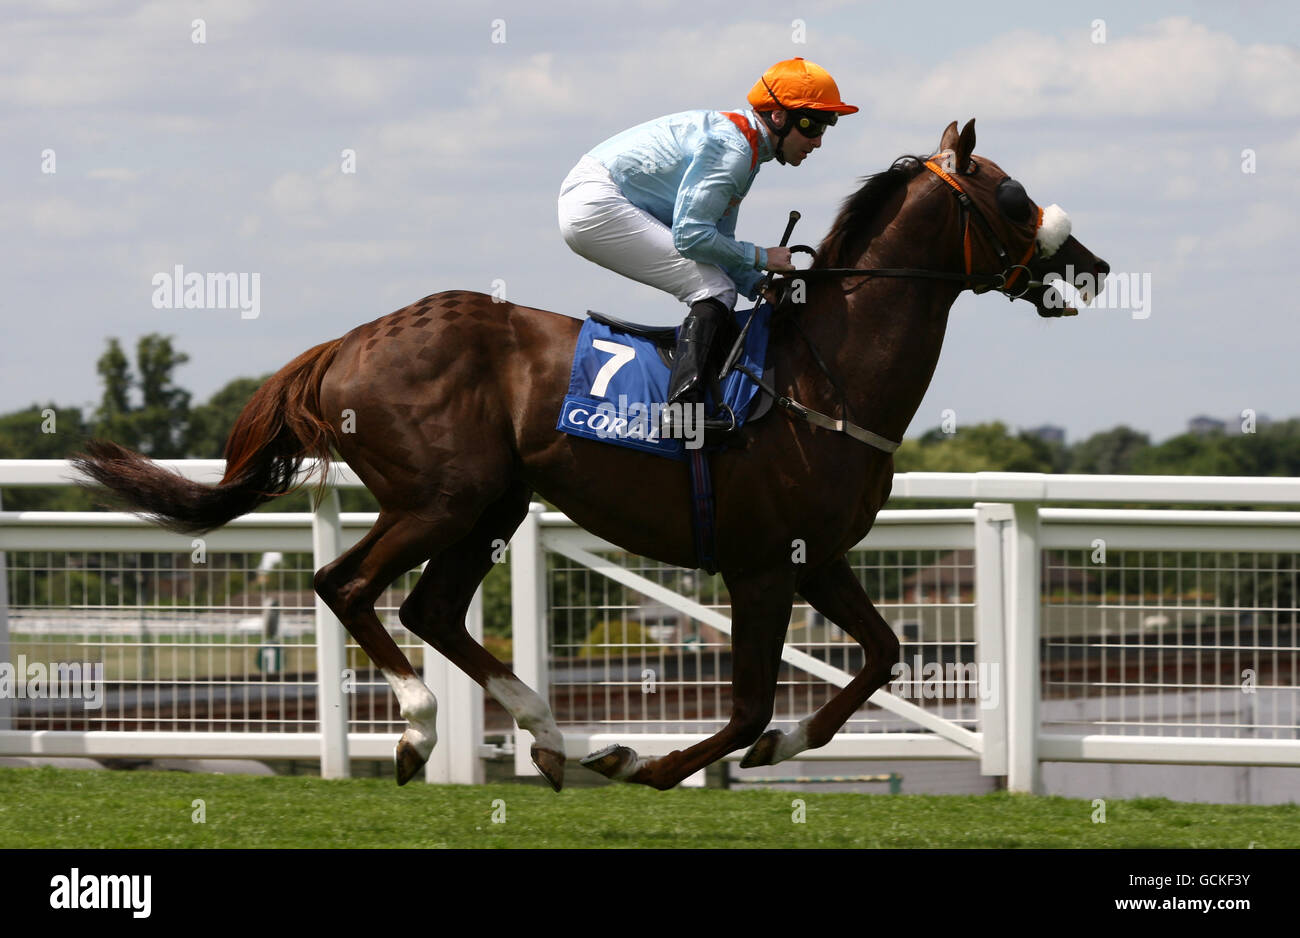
{"left": 558, "top": 57, "right": 858, "bottom": 432}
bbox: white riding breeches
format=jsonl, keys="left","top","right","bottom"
{"left": 557, "top": 155, "right": 738, "bottom": 312}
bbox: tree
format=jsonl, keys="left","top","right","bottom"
{"left": 0, "top": 405, "right": 96, "bottom": 510}
{"left": 0, "top": 404, "right": 86, "bottom": 459}
{"left": 1133, "top": 433, "right": 1247, "bottom": 476}
{"left": 186, "top": 375, "right": 269, "bottom": 458}
{"left": 132, "top": 334, "right": 191, "bottom": 458}
{"left": 894, "top": 422, "right": 1055, "bottom": 473}
{"left": 1069, "top": 426, "right": 1151, "bottom": 474}
{"left": 94, "top": 338, "right": 137, "bottom": 449}
{"left": 1229, "top": 419, "right": 1300, "bottom": 477}
{"left": 91, "top": 334, "right": 192, "bottom": 457}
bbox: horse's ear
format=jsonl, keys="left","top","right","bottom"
{"left": 955, "top": 119, "right": 976, "bottom": 172}
{"left": 938, "top": 121, "right": 959, "bottom": 154}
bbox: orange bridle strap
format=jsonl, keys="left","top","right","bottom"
{"left": 923, "top": 159, "right": 974, "bottom": 273}
{"left": 923, "top": 158, "right": 1041, "bottom": 293}
{"left": 1003, "top": 207, "right": 1044, "bottom": 291}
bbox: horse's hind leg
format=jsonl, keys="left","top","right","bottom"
{"left": 740, "top": 555, "right": 899, "bottom": 767}
{"left": 582, "top": 567, "right": 795, "bottom": 790}
{"left": 397, "top": 482, "right": 567, "bottom": 791}
{"left": 313, "top": 511, "right": 467, "bottom": 785}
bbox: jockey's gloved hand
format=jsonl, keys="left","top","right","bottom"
{"left": 764, "top": 246, "right": 795, "bottom": 271}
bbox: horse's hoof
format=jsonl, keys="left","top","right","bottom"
{"left": 581, "top": 744, "right": 640, "bottom": 781}
{"left": 739, "top": 729, "right": 783, "bottom": 769}
{"left": 394, "top": 732, "right": 430, "bottom": 786}
{"left": 531, "top": 744, "right": 566, "bottom": 792}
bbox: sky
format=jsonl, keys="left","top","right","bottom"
{"left": 2, "top": 0, "right": 1298, "bottom": 444}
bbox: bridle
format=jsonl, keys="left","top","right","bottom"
{"left": 728, "top": 154, "right": 1054, "bottom": 455}
{"left": 784, "top": 155, "right": 1045, "bottom": 300}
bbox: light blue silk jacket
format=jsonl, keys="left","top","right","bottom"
{"left": 585, "top": 108, "right": 775, "bottom": 301}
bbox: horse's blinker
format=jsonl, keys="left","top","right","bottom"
{"left": 996, "top": 178, "right": 1033, "bottom": 224}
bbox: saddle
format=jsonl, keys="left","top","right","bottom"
{"left": 585, "top": 309, "right": 774, "bottom": 425}
{"left": 560, "top": 304, "right": 777, "bottom": 573}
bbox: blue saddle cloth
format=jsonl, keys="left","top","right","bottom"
{"left": 557, "top": 303, "right": 772, "bottom": 460}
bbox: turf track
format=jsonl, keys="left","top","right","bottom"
{"left": 2, "top": 766, "right": 1297, "bottom": 848}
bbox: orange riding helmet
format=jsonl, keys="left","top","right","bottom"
{"left": 747, "top": 57, "right": 858, "bottom": 116}
{"left": 747, "top": 58, "right": 857, "bottom": 161}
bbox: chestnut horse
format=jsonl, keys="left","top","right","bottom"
{"left": 75, "top": 120, "right": 1107, "bottom": 791}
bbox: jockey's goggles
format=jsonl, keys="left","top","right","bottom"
{"left": 757, "top": 76, "right": 838, "bottom": 138}
{"left": 791, "top": 109, "right": 837, "bottom": 137}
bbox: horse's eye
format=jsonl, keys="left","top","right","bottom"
{"left": 996, "top": 178, "right": 1032, "bottom": 224}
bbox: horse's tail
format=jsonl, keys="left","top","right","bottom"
{"left": 73, "top": 338, "right": 345, "bottom": 535}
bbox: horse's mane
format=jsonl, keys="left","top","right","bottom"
{"left": 816, "top": 155, "right": 930, "bottom": 268}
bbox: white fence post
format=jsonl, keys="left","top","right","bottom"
{"left": 424, "top": 584, "right": 485, "bottom": 784}
{"left": 0, "top": 490, "right": 11, "bottom": 731}
{"left": 974, "top": 503, "right": 1011, "bottom": 777}
{"left": 1005, "top": 501, "right": 1043, "bottom": 793}
{"left": 311, "top": 488, "right": 350, "bottom": 779}
{"left": 511, "top": 503, "right": 548, "bottom": 777}
{"left": 452, "top": 586, "right": 486, "bottom": 782}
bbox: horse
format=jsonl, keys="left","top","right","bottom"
{"left": 74, "top": 119, "right": 1108, "bottom": 792}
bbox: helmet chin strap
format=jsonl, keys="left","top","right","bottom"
{"left": 758, "top": 110, "right": 793, "bottom": 165}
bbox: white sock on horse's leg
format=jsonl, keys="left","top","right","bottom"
{"left": 485, "top": 675, "right": 564, "bottom": 754}
{"left": 383, "top": 668, "right": 439, "bottom": 758}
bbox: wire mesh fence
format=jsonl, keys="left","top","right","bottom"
{"left": 1, "top": 547, "right": 431, "bottom": 736}
{"left": 545, "top": 542, "right": 981, "bottom": 737}
{"left": 1041, "top": 548, "right": 1298, "bottom": 739}
{"left": 544, "top": 537, "right": 1298, "bottom": 745}
{"left": 3, "top": 513, "right": 1296, "bottom": 755}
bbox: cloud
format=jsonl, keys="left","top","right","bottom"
{"left": 29, "top": 196, "right": 139, "bottom": 238}
{"left": 2, "top": 2, "right": 1297, "bottom": 446}
{"left": 267, "top": 161, "right": 370, "bottom": 225}
{"left": 868, "top": 17, "right": 1300, "bottom": 124}
{"left": 86, "top": 167, "right": 141, "bottom": 182}
{"left": 472, "top": 52, "right": 578, "bottom": 112}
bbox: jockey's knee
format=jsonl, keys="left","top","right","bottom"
{"left": 684, "top": 271, "right": 736, "bottom": 312}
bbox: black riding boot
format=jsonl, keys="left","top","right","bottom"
{"left": 664, "top": 298, "right": 737, "bottom": 439}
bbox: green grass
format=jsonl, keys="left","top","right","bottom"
{"left": 2, "top": 766, "right": 1297, "bottom": 848}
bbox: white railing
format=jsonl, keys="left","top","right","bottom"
{"left": 2, "top": 460, "right": 1298, "bottom": 792}
{"left": 0, "top": 460, "right": 483, "bottom": 783}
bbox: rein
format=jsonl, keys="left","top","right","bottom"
{"left": 787, "top": 158, "right": 1044, "bottom": 298}
{"left": 740, "top": 157, "right": 1045, "bottom": 455}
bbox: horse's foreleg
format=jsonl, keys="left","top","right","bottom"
{"left": 740, "top": 555, "right": 899, "bottom": 768}
{"left": 397, "top": 483, "right": 567, "bottom": 792}
{"left": 313, "top": 512, "right": 458, "bottom": 785}
{"left": 583, "top": 568, "right": 794, "bottom": 790}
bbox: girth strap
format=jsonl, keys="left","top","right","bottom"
{"left": 688, "top": 448, "right": 718, "bottom": 574}
{"left": 735, "top": 363, "right": 901, "bottom": 454}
